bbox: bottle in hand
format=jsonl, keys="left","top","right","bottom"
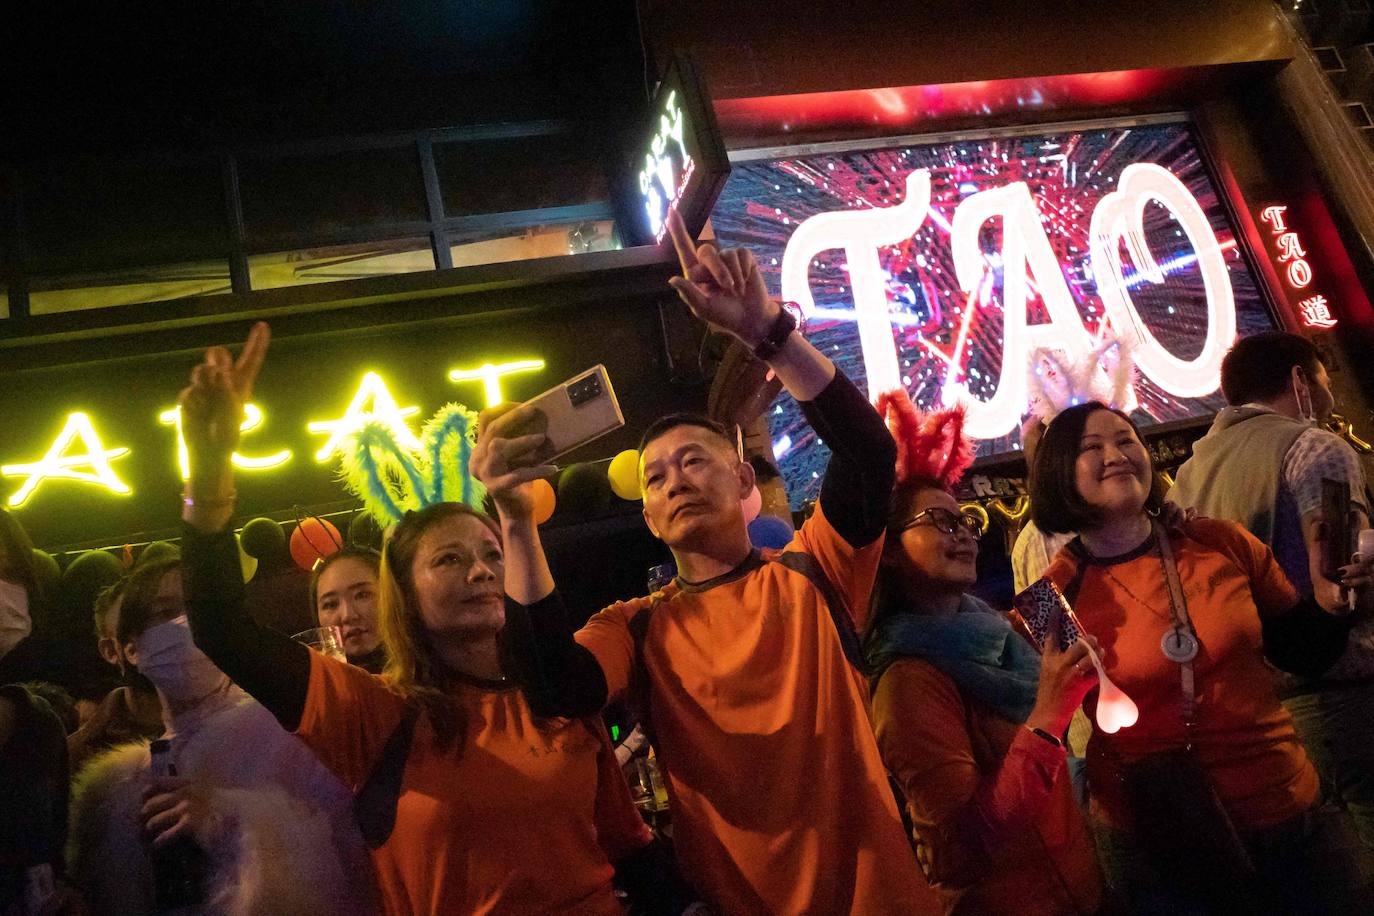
{"left": 147, "top": 739, "right": 209, "bottom": 911}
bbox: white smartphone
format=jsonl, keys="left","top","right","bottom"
{"left": 509, "top": 365, "right": 625, "bottom": 462}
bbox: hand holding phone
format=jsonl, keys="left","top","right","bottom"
{"left": 1320, "top": 477, "right": 1355, "bottom": 583}
{"left": 471, "top": 366, "right": 626, "bottom": 518}
{"left": 507, "top": 365, "right": 625, "bottom": 463}
{"left": 1011, "top": 577, "right": 1084, "bottom": 653}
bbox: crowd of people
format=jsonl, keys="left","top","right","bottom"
{"left": 3, "top": 208, "right": 1373, "bottom": 914}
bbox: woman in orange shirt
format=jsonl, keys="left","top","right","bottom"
{"left": 865, "top": 396, "right": 1103, "bottom": 915}
{"left": 174, "top": 324, "right": 698, "bottom": 915}
{"left": 1031, "top": 401, "right": 1368, "bottom": 914}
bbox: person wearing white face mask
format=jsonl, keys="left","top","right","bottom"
{"left": 1171, "top": 331, "right": 1374, "bottom": 864}
{"left": 0, "top": 508, "right": 44, "bottom": 684}
{"left": 67, "top": 558, "right": 376, "bottom": 915}
{"left": 0, "top": 578, "right": 31, "bottom": 662}
{"left": 67, "top": 581, "right": 165, "bottom": 773}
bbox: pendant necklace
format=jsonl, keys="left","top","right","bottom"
{"left": 1094, "top": 547, "right": 1198, "bottom": 664}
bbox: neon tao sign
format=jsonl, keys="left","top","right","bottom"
{"left": 1259, "top": 205, "right": 1336, "bottom": 330}
{"left": 781, "top": 163, "right": 1238, "bottom": 439}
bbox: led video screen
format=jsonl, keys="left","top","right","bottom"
{"left": 709, "top": 120, "right": 1277, "bottom": 508}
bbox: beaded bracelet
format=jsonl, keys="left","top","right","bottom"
{"left": 181, "top": 491, "right": 237, "bottom": 509}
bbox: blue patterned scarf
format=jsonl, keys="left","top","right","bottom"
{"left": 865, "top": 594, "right": 1040, "bottom": 723}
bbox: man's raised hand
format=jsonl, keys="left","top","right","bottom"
{"left": 665, "top": 208, "right": 779, "bottom": 347}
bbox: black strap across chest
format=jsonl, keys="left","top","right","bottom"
{"left": 352, "top": 703, "right": 420, "bottom": 849}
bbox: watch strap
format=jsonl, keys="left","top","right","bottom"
{"left": 752, "top": 306, "right": 797, "bottom": 361}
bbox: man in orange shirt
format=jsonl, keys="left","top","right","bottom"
{"left": 474, "top": 209, "right": 936, "bottom": 914}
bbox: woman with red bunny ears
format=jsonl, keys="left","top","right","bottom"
{"left": 864, "top": 391, "right": 1104, "bottom": 916}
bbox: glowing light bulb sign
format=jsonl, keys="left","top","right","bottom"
{"left": 448, "top": 359, "right": 546, "bottom": 407}
{"left": 711, "top": 121, "right": 1277, "bottom": 509}
{"left": 783, "top": 162, "right": 1236, "bottom": 438}
{"left": 2, "top": 358, "right": 549, "bottom": 510}
{"left": 308, "top": 372, "right": 422, "bottom": 462}
{"left": 622, "top": 54, "right": 730, "bottom": 247}
{"left": 3, "top": 413, "right": 132, "bottom": 507}
{"left": 640, "top": 90, "right": 691, "bottom": 243}
{"left": 1259, "top": 205, "right": 1337, "bottom": 329}
{"left": 158, "top": 404, "right": 292, "bottom": 479}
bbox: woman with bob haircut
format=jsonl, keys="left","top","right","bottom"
{"left": 174, "top": 323, "right": 698, "bottom": 915}
{"left": 1030, "top": 400, "right": 1370, "bottom": 913}
{"left": 310, "top": 546, "right": 386, "bottom": 673}
{"left": 865, "top": 395, "right": 1103, "bottom": 915}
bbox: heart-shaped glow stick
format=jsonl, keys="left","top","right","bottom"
{"left": 1078, "top": 637, "right": 1139, "bottom": 734}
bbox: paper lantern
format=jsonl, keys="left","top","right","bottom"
{"left": 240, "top": 517, "right": 287, "bottom": 562}
{"left": 138, "top": 540, "right": 180, "bottom": 567}
{"left": 531, "top": 479, "right": 557, "bottom": 525}
{"left": 741, "top": 486, "right": 762, "bottom": 524}
{"left": 346, "top": 511, "right": 385, "bottom": 551}
{"left": 30, "top": 549, "right": 60, "bottom": 594}
{"left": 290, "top": 517, "right": 342, "bottom": 572}
{"left": 608, "top": 449, "right": 642, "bottom": 501}
{"left": 52, "top": 550, "right": 123, "bottom": 637}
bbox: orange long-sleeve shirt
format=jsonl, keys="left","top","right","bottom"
{"left": 576, "top": 504, "right": 939, "bottom": 914}
{"left": 295, "top": 654, "right": 649, "bottom": 915}
{"left": 872, "top": 657, "right": 1102, "bottom": 915}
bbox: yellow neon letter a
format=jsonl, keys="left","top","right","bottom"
{"left": 3, "top": 412, "right": 132, "bottom": 507}
{"left": 158, "top": 403, "right": 292, "bottom": 479}
{"left": 308, "top": 372, "right": 422, "bottom": 462}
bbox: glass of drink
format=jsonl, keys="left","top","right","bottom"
{"left": 291, "top": 625, "right": 347, "bottom": 662}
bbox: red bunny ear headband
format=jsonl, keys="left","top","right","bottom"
{"left": 877, "top": 390, "right": 976, "bottom": 490}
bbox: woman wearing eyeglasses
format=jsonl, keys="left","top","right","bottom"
{"left": 864, "top": 396, "right": 1103, "bottom": 915}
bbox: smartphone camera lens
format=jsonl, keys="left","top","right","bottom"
{"left": 568, "top": 374, "right": 603, "bottom": 407}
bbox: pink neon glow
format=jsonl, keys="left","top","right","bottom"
{"left": 1081, "top": 640, "right": 1138, "bottom": 734}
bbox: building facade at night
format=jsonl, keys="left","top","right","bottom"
{"left": 4, "top": 0, "right": 1373, "bottom": 602}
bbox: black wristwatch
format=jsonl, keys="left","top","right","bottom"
{"left": 752, "top": 303, "right": 800, "bottom": 361}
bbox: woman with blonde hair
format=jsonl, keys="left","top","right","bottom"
{"left": 175, "top": 323, "right": 697, "bottom": 914}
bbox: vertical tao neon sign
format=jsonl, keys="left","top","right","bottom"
{"left": 1260, "top": 205, "right": 1336, "bottom": 329}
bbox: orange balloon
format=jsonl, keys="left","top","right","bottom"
{"left": 290, "top": 516, "right": 342, "bottom": 572}
{"left": 531, "top": 478, "right": 557, "bottom": 525}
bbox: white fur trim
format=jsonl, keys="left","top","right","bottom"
{"left": 67, "top": 696, "right": 375, "bottom": 915}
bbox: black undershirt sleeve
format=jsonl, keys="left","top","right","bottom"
{"left": 800, "top": 369, "right": 898, "bottom": 548}
{"left": 181, "top": 523, "right": 311, "bottom": 730}
{"left": 499, "top": 590, "right": 608, "bottom": 719}
{"left": 1262, "top": 596, "right": 1354, "bottom": 678}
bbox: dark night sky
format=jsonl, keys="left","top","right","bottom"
{"left": 1, "top": 1, "right": 650, "bottom": 157}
